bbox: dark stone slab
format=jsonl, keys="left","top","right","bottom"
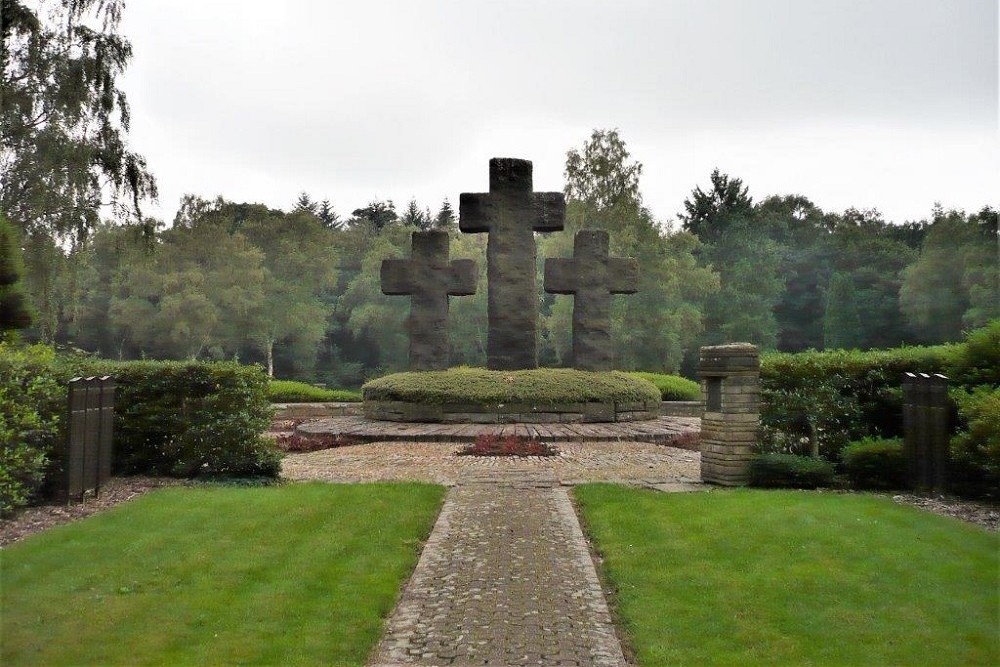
{"left": 381, "top": 231, "right": 477, "bottom": 370}
{"left": 460, "top": 158, "right": 565, "bottom": 370}
{"left": 544, "top": 230, "right": 638, "bottom": 371}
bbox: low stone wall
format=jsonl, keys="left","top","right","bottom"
{"left": 364, "top": 399, "right": 660, "bottom": 424}
{"left": 272, "top": 402, "right": 363, "bottom": 420}
{"left": 660, "top": 401, "right": 702, "bottom": 417}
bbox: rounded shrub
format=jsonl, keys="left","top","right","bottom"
{"left": 626, "top": 372, "right": 700, "bottom": 401}
{"left": 749, "top": 454, "right": 835, "bottom": 489}
{"left": 363, "top": 367, "right": 660, "bottom": 406}
{"left": 842, "top": 437, "right": 906, "bottom": 490}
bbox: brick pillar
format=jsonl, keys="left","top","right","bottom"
{"left": 699, "top": 344, "right": 760, "bottom": 486}
{"left": 902, "top": 372, "right": 950, "bottom": 493}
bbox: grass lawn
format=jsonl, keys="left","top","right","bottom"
{"left": 1, "top": 482, "right": 444, "bottom": 667}
{"left": 575, "top": 485, "right": 999, "bottom": 667}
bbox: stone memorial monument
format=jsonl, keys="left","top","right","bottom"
{"left": 459, "top": 158, "right": 565, "bottom": 370}
{"left": 381, "top": 231, "right": 477, "bottom": 370}
{"left": 544, "top": 230, "right": 638, "bottom": 372}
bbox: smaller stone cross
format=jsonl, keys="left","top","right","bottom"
{"left": 381, "top": 231, "right": 477, "bottom": 370}
{"left": 544, "top": 230, "right": 638, "bottom": 371}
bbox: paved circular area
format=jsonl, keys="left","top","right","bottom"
{"left": 282, "top": 440, "right": 702, "bottom": 486}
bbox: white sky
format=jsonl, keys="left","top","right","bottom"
{"left": 118, "top": 0, "right": 998, "bottom": 226}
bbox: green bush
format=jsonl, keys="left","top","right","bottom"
{"left": 0, "top": 344, "right": 64, "bottom": 515}
{"left": 627, "top": 372, "right": 701, "bottom": 401}
{"left": 268, "top": 380, "right": 362, "bottom": 403}
{"left": 949, "top": 387, "right": 1000, "bottom": 499}
{"left": 748, "top": 454, "right": 835, "bottom": 489}
{"left": 1, "top": 348, "right": 281, "bottom": 515}
{"left": 759, "top": 344, "right": 958, "bottom": 460}
{"left": 759, "top": 324, "right": 998, "bottom": 459}
{"left": 363, "top": 367, "right": 660, "bottom": 406}
{"left": 65, "top": 360, "right": 281, "bottom": 478}
{"left": 842, "top": 437, "right": 906, "bottom": 490}
{"left": 946, "top": 320, "right": 1000, "bottom": 387}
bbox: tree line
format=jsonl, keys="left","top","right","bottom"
{"left": 8, "top": 129, "right": 998, "bottom": 386}
{"left": 3, "top": 3, "right": 997, "bottom": 385}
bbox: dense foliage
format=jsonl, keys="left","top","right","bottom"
{"left": 0, "top": 214, "right": 33, "bottom": 333}
{"left": 0, "top": 346, "right": 280, "bottom": 514}
{"left": 949, "top": 388, "right": 1000, "bottom": 499}
{"left": 757, "top": 344, "right": 953, "bottom": 458}
{"left": 12, "top": 121, "right": 995, "bottom": 387}
{"left": 0, "top": 344, "right": 63, "bottom": 515}
{"left": 68, "top": 359, "right": 280, "bottom": 478}
{"left": 362, "top": 368, "right": 661, "bottom": 406}
{"left": 1, "top": 0, "right": 156, "bottom": 240}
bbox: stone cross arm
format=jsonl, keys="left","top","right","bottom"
{"left": 459, "top": 158, "right": 565, "bottom": 234}
{"left": 544, "top": 231, "right": 638, "bottom": 295}
{"left": 380, "top": 232, "right": 477, "bottom": 297}
{"left": 381, "top": 257, "right": 477, "bottom": 296}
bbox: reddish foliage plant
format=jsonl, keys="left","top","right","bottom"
{"left": 456, "top": 434, "right": 560, "bottom": 457}
{"left": 274, "top": 432, "right": 361, "bottom": 453}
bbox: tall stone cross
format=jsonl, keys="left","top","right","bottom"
{"left": 381, "top": 231, "right": 477, "bottom": 370}
{"left": 544, "top": 230, "right": 638, "bottom": 371}
{"left": 459, "top": 158, "right": 565, "bottom": 370}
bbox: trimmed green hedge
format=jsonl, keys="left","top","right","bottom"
{"left": 0, "top": 347, "right": 281, "bottom": 515}
{"left": 67, "top": 359, "right": 281, "bottom": 478}
{"left": 758, "top": 322, "right": 999, "bottom": 460}
{"left": 626, "top": 372, "right": 701, "bottom": 401}
{"left": 748, "top": 454, "right": 835, "bottom": 489}
{"left": 363, "top": 367, "right": 660, "bottom": 406}
{"left": 842, "top": 438, "right": 906, "bottom": 490}
{"left": 268, "top": 380, "right": 362, "bottom": 403}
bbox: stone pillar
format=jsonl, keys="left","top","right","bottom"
{"left": 902, "top": 372, "right": 950, "bottom": 493}
{"left": 699, "top": 343, "right": 760, "bottom": 486}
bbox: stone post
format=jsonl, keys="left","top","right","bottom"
{"left": 902, "top": 372, "right": 950, "bottom": 493}
{"left": 699, "top": 343, "right": 760, "bottom": 486}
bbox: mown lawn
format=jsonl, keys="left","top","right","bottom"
{"left": 575, "top": 485, "right": 999, "bottom": 667}
{"left": 1, "top": 482, "right": 445, "bottom": 667}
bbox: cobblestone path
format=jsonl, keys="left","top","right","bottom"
{"left": 369, "top": 480, "right": 627, "bottom": 667}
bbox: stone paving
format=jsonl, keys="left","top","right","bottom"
{"left": 282, "top": 427, "right": 707, "bottom": 667}
{"left": 283, "top": 419, "right": 708, "bottom": 667}
{"left": 369, "top": 482, "right": 627, "bottom": 667}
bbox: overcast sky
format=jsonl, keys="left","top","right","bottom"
{"left": 119, "top": 0, "right": 997, "bottom": 227}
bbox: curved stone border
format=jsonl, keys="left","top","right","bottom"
{"left": 363, "top": 398, "right": 659, "bottom": 423}
{"left": 296, "top": 415, "right": 700, "bottom": 444}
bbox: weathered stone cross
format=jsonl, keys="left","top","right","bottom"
{"left": 544, "top": 230, "right": 638, "bottom": 371}
{"left": 381, "top": 231, "right": 477, "bottom": 370}
{"left": 459, "top": 158, "right": 565, "bottom": 370}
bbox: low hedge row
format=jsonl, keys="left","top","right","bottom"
{"left": 0, "top": 345, "right": 280, "bottom": 515}
{"left": 268, "top": 380, "right": 362, "bottom": 403}
{"left": 362, "top": 367, "right": 661, "bottom": 406}
{"left": 758, "top": 321, "right": 999, "bottom": 460}
{"left": 626, "top": 372, "right": 701, "bottom": 401}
